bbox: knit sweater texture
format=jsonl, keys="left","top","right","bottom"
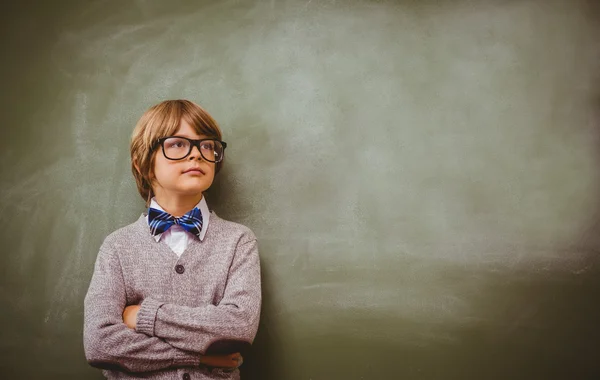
{"left": 83, "top": 211, "right": 261, "bottom": 379}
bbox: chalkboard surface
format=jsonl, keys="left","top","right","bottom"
{"left": 1, "top": 0, "right": 600, "bottom": 379}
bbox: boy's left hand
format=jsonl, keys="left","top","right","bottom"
{"left": 123, "top": 305, "right": 141, "bottom": 329}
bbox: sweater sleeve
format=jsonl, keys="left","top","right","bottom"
{"left": 135, "top": 238, "right": 261, "bottom": 354}
{"left": 83, "top": 238, "right": 202, "bottom": 372}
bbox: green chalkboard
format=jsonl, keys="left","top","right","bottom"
{"left": 1, "top": 0, "right": 600, "bottom": 379}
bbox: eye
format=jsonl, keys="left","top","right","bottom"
{"left": 163, "top": 137, "right": 189, "bottom": 150}
{"left": 200, "top": 141, "right": 215, "bottom": 150}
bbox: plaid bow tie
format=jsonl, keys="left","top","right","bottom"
{"left": 147, "top": 207, "right": 203, "bottom": 239}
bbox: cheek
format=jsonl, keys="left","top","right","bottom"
{"left": 205, "top": 165, "right": 216, "bottom": 181}
{"left": 207, "top": 163, "right": 216, "bottom": 174}
{"left": 152, "top": 158, "right": 176, "bottom": 183}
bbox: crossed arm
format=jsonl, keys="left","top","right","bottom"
{"left": 83, "top": 238, "right": 261, "bottom": 373}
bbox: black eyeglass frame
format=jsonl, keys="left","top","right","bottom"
{"left": 153, "top": 136, "right": 228, "bottom": 162}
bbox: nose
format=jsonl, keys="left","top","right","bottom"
{"left": 189, "top": 143, "right": 203, "bottom": 160}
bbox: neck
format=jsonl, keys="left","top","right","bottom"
{"left": 153, "top": 192, "right": 203, "bottom": 217}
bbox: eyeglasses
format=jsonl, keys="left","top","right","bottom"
{"left": 154, "top": 136, "right": 227, "bottom": 162}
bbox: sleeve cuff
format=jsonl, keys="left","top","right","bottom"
{"left": 173, "top": 350, "right": 202, "bottom": 367}
{"left": 135, "top": 297, "right": 164, "bottom": 337}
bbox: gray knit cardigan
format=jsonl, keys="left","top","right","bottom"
{"left": 83, "top": 211, "right": 261, "bottom": 379}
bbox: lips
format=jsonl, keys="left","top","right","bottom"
{"left": 183, "top": 167, "right": 205, "bottom": 175}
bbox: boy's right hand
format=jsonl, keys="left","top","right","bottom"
{"left": 200, "top": 352, "right": 243, "bottom": 369}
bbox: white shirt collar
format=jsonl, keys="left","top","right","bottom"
{"left": 148, "top": 196, "right": 210, "bottom": 242}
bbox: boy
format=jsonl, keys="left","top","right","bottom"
{"left": 84, "top": 99, "right": 261, "bottom": 380}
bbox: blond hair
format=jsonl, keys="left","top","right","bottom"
{"left": 130, "top": 99, "right": 224, "bottom": 204}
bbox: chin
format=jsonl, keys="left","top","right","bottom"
{"left": 180, "top": 184, "right": 211, "bottom": 195}
{"left": 180, "top": 180, "right": 212, "bottom": 194}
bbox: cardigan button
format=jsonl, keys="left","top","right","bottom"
{"left": 175, "top": 264, "right": 185, "bottom": 274}
{"left": 182, "top": 373, "right": 191, "bottom": 380}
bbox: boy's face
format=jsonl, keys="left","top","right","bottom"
{"left": 151, "top": 119, "right": 216, "bottom": 200}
